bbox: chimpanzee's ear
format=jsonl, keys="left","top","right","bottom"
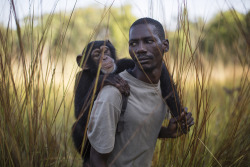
{"left": 76, "top": 55, "right": 89, "bottom": 69}
{"left": 107, "top": 40, "right": 112, "bottom": 45}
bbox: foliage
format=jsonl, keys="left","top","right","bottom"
{"left": 200, "top": 10, "right": 249, "bottom": 63}
{"left": 166, "top": 9, "right": 249, "bottom": 65}
{"left": 33, "top": 5, "right": 136, "bottom": 59}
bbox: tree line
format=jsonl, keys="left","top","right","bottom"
{"left": 0, "top": 5, "right": 249, "bottom": 64}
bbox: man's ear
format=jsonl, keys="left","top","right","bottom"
{"left": 162, "top": 39, "right": 169, "bottom": 52}
{"left": 76, "top": 55, "right": 89, "bottom": 69}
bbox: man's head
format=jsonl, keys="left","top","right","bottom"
{"left": 129, "top": 18, "right": 169, "bottom": 72}
{"left": 77, "top": 40, "right": 117, "bottom": 74}
{"left": 130, "top": 18, "right": 166, "bottom": 41}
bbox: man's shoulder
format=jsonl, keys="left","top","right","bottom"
{"left": 96, "top": 85, "right": 123, "bottom": 107}
{"left": 100, "top": 85, "right": 121, "bottom": 95}
{"left": 119, "top": 70, "right": 130, "bottom": 80}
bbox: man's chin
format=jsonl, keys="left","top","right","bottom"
{"left": 138, "top": 64, "right": 154, "bottom": 72}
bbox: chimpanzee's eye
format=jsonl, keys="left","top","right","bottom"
{"left": 104, "top": 48, "right": 110, "bottom": 54}
{"left": 92, "top": 51, "right": 100, "bottom": 58}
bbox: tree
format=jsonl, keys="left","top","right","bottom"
{"left": 200, "top": 10, "right": 247, "bottom": 63}
{"left": 35, "top": 5, "right": 137, "bottom": 59}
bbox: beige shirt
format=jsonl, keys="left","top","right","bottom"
{"left": 87, "top": 70, "right": 169, "bottom": 167}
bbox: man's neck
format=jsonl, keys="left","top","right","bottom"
{"left": 131, "top": 66, "right": 162, "bottom": 84}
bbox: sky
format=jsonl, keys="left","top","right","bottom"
{"left": 0, "top": 0, "right": 249, "bottom": 30}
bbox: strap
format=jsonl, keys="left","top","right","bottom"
{"left": 116, "top": 94, "right": 128, "bottom": 133}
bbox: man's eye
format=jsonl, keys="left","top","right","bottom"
{"left": 147, "top": 40, "right": 154, "bottom": 44}
{"left": 129, "top": 42, "right": 137, "bottom": 47}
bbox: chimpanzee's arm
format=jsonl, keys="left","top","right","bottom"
{"left": 160, "top": 65, "right": 182, "bottom": 117}
{"left": 116, "top": 58, "right": 135, "bottom": 73}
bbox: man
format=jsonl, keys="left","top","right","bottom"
{"left": 87, "top": 17, "right": 194, "bottom": 167}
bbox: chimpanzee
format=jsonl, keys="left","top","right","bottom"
{"left": 72, "top": 40, "right": 182, "bottom": 166}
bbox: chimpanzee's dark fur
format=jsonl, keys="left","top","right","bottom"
{"left": 72, "top": 40, "right": 182, "bottom": 165}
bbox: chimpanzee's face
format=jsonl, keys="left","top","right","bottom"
{"left": 91, "top": 45, "right": 115, "bottom": 73}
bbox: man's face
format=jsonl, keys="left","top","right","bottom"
{"left": 91, "top": 45, "right": 115, "bottom": 73}
{"left": 129, "top": 24, "right": 164, "bottom": 72}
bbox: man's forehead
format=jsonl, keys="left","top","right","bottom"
{"left": 129, "top": 24, "right": 157, "bottom": 39}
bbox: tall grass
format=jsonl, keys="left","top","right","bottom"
{"left": 0, "top": 1, "right": 249, "bottom": 167}
{"left": 152, "top": 3, "right": 249, "bottom": 167}
{"left": 0, "top": 1, "right": 79, "bottom": 166}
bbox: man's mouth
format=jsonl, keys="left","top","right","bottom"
{"left": 137, "top": 55, "right": 152, "bottom": 64}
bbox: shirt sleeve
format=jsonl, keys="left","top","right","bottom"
{"left": 87, "top": 85, "right": 122, "bottom": 154}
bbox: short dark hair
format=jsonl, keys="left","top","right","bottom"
{"left": 130, "top": 17, "right": 165, "bottom": 40}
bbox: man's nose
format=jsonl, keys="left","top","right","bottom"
{"left": 136, "top": 42, "right": 147, "bottom": 53}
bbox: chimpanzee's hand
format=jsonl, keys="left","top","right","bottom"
{"left": 103, "top": 74, "right": 130, "bottom": 96}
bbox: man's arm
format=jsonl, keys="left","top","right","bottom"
{"left": 87, "top": 86, "right": 123, "bottom": 166}
{"left": 90, "top": 146, "right": 110, "bottom": 167}
{"left": 158, "top": 108, "right": 194, "bottom": 138}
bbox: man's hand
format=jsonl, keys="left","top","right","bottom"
{"left": 158, "top": 108, "right": 194, "bottom": 138}
{"left": 167, "top": 108, "right": 194, "bottom": 138}
{"left": 103, "top": 74, "right": 130, "bottom": 96}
